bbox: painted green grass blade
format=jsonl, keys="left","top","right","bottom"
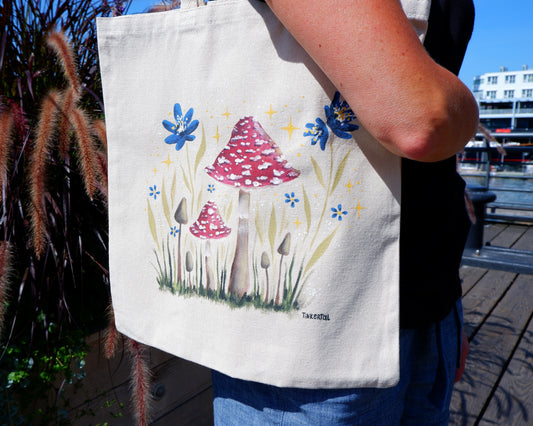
{"left": 331, "top": 150, "right": 352, "bottom": 193}
{"left": 311, "top": 156, "right": 326, "bottom": 189}
{"left": 302, "top": 185, "right": 312, "bottom": 234}
{"left": 194, "top": 125, "right": 207, "bottom": 175}
{"left": 171, "top": 170, "right": 177, "bottom": 206}
{"left": 255, "top": 205, "right": 264, "bottom": 245}
{"left": 224, "top": 198, "right": 234, "bottom": 223}
{"left": 147, "top": 199, "right": 160, "bottom": 251}
{"left": 161, "top": 179, "right": 172, "bottom": 227}
{"left": 268, "top": 204, "right": 277, "bottom": 254}
{"left": 304, "top": 227, "right": 339, "bottom": 276}
{"left": 181, "top": 165, "right": 192, "bottom": 193}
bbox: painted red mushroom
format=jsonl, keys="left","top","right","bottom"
{"left": 205, "top": 116, "right": 300, "bottom": 298}
{"left": 189, "top": 201, "right": 231, "bottom": 292}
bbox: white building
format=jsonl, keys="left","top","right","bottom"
{"left": 473, "top": 65, "right": 533, "bottom": 143}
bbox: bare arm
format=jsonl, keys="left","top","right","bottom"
{"left": 265, "top": 0, "right": 479, "bottom": 162}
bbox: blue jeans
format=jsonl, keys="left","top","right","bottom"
{"left": 212, "top": 300, "right": 463, "bottom": 425}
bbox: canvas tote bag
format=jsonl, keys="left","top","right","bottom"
{"left": 97, "top": 0, "right": 430, "bottom": 388}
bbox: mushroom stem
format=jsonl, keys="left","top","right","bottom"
{"left": 275, "top": 254, "right": 284, "bottom": 306}
{"left": 275, "top": 233, "right": 291, "bottom": 306}
{"left": 177, "top": 223, "right": 183, "bottom": 284}
{"left": 185, "top": 251, "right": 193, "bottom": 290}
{"left": 228, "top": 189, "right": 250, "bottom": 298}
{"left": 264, "top": 269, "right": 270, "bottom": 303}
{"left": 261, "top": 252, "right": 271, "bottom": 304}
{"left": 174, "top": 198, "right": 188, "bottom": 285}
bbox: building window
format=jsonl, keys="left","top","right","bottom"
{"left": 505, "top": 75, "right": 516, "bottom": 84}
{"left": 486, "top": 91, "right": 497, "bottom": 99}
{"left": 524, "top": 74, "right": 533, "bottom": 82}
{"left": 504, "top": 90, "right": 514, "bottom": 98}
{"left": 522, "top": 89, "right": 533, "bottom": 98}
{"left": 488, "top": 76, "right": 498, "bottom": 84}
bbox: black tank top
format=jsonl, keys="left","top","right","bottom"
{"left": 400, "top": 0, "right": 475, "bottom": 328}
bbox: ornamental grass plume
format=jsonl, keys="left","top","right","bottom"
{"left": 0, "top": 109, "right": 14, "bottom": 191}
{"left": 92, "top": 118, "right": 108, "bottom": 151}
{"left": 127, "top": 339, "right": 153, "bottom": 426}
{"left": 70, "top": 106, "right": 100, "bottom": 199}
{"left": 46, "top": 31, "right": 81, "bottom": 96}
{"left": 0, "top": 242, "right": 12, "bottom": 336}
{"left": 29, "top": 90, "right": 61, "bottom": 257}
{"left": 57, "top": 87, "right": 79, "bottom": 158}
{"left": 103, "top": 303, "right": 120, "bottom": 359}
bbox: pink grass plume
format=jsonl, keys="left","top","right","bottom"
{"left": 127, "top": 338, "right": 153, "bottom": 426}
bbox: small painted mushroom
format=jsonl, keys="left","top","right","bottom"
{"left": 189, "top": 201, "right": 231, "bottom": 292}
{"left": 205, "top": 117, "right": 300, "bottom": 299}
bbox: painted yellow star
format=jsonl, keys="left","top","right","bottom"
{"left": 265, "top": 105, "right": 278, "bottom": 120}
{"left": 162, "top": 155, "right": 173, "bottom": 168}
{"left": 281, "top": 117, "right": 300, "bottom": 140}
{"left": 152, "top": 167, "right": 158, "bottom": 174}
{"left": 213, "top": 126, "right": 221, "bottom": 143}
{"left": 353, "top": 201, "right": 367, "bottom": 219}
{"left": 222, "top": 107, "right": 232, "bottom": 119}
{"left": 345, "top": 180, "right": 354, "bottom": 193}
{"left": 293, "top": 217, "right": 302, "bottom": 228}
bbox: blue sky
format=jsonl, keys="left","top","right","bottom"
{"left": 460, "top": 0, "right": 533, "bottom": 88}
{"left": 127, "top": 0, "right": 533, "bottom": 90}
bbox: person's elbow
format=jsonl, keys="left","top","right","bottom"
{"left": 382, "top": 92, "right": 479, "bottom": 162}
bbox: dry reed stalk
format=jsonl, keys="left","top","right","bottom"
{"left": 30, "top": 91, "right": 61, "bottom": 257}
{"left": 0, "top": 242, "right": 12, "bottom": 337}
{"left": 46, "top": 31, "right": 81, "bottom": 95}
{"left": 103, "top": 304, "right": 119, "bottom": 359}
{"left": 127, "top": 338, "right": 152, "bottom": 426}
{"left": 70, "top": 107, "right": 99, "bottom": 199}
{"left": 0, "top": 110, "right": 14, "bottom": 191}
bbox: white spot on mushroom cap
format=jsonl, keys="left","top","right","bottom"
{"left": 262, "top": 148, "right": 275, "bottom": 156}
{"left": 257, "top": 162, "right": 272, "bottom": 170}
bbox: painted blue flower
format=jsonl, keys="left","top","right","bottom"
{"left": 170, "top": 226, "right": 179, "bottom": 237}
{"left": 207, "top": 184, "right": 215, "bottom": 193}
{"left": 285, "top": 192, "right": 300, "bottom": 208}
{"left": 149, "top": 185, "right": 160, "bottom": 200}
{"left": 331, "top": 204, "right": 348, "bottom": 221}
{"left": 162, "top": 103, "right": 199, "bottom": 151}
{"left": 325, "top": 91, "right": 359, "bottom": 139}
{"left": 304, "top": 117, "right": 330, "bottom": 151}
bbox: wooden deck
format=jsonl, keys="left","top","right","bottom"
{"left": 451, "top": 222, "right": 533, "bottom": 425}
{"left": 69, "top": 222, "right": 533, "bottom": 425}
